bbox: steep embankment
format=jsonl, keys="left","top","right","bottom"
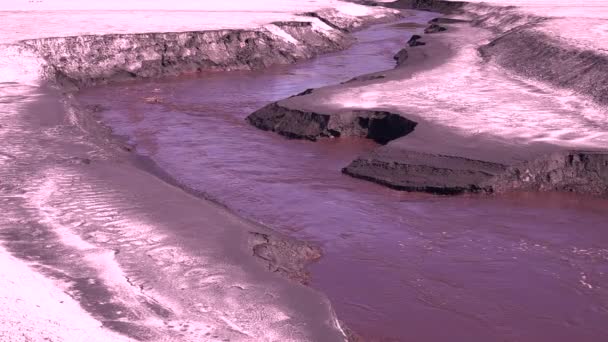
{"left": 16, "top": 8, "right": 400, "bottom": 88}
{"left": 478, "top": 25, "right": 608, "bottom": 106}
{"left": 388, "top": 1, "right": 608, "bottom": 106}
{"left": 247, "top": 0, "right": 608, "bottom": 197}
{"left": 24, "top": 23, "right": 347, "bottom": 89}
{"left": 248, "top": 101, "right": 418, "bottom": 143}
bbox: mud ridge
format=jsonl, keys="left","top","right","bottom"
{"left": 24, "top": 25, "right": 349, "bottom": 89}
{"left": 489, "top": 151, "right": 608, "bottom": 197}
{"left": 247, "top": 1, "right": 608, "bottom": 197}
{"left": 248, "top": 102, "right": 417, "bottom": 143}
{"left": 343, "top": 148, "right": 506, "bottom": 195}
{"left": 479, "top": 29, "right": 608, "bottom": 106}
{"left": 15, "top": 8, "right": 400, "bottom": 89}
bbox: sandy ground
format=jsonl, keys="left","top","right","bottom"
{"left": 243, "top": 0, "right": 608, "bottom": 194}
{"left": 1, "top": 0, "right": 605, "bottom": 340}
{"left": 0, "top": 245, "right": 134, "bottom": 342}
{"left": 0, "top": 1, "right": 397, "bottom": 43}
{"left": 462, "top": 0, "right": 608, "bottom": 17}
{"left": 280, "top": 22, "right": 608, "bottom": 159}
{"left": 0, "top": 0, "right": 393, "bottom": 11}
{"left": 461, "top": 0, "right": 608, "bottom": 53}
{"left": 277, "top": 1, "right": 608, "bottom": 156}
{"left": 0, "top": 80, "right": 348, "bottom": 341}
{"left": 0, "top": 1, "right": 400, "bottom": 341}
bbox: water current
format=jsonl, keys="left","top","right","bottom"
{"left": 78, "top": 12, "right": 608, "bottom": 341}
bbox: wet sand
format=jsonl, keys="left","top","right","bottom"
{"left": 0, "top": 81, "right": 350, "bottom": 340}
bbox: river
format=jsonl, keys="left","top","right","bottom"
{"left": 78, "top": 12, "right": 608, "bottom": 341}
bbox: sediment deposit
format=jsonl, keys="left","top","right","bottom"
{"left": 0, "top": 3, "right": 401, "bottom": 341}
{"left": 247, "top": 0, "right": 608, "bottom": 197}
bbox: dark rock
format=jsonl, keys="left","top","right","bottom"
{"left": 343, "top": 73, "right": 386, "bottom": 84}
{"left": 488, "top": 151, "right": 608, "bottom": 197}
{"left": 343, "top": 148, "right": 506, "bottom": 195}
{"left": 408, "top": 35, "right": 426, "bottom": 47}
{"left": 246, "top": 102, "right": 332, "bottom": 141}
{"left": 247, "top": 102, "right": 416, "bottom": 144}
{"left": 429, "top": 17, "right": 470, "bottom": 24}
{"left": 393, "top": 48, "right": 409, "bottom": 65}
{"left": 290, "top": 88, "right": 315, "bottom": 98}
{"left": 424, "top": 23, "right": 448, "bottom": 34}
{"left": 359, "top": 111, "right": 418, "bottom": 144}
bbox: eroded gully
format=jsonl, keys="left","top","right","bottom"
{"left": 78, "top": 12, "right": 608, "bottom": 341}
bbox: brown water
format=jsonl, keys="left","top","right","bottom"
{"left": 78, "top": 14, "right": 608, "bottom": 341}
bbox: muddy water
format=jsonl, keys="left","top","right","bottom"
{"left": 78, "top": 13, "right": 608, "bottom": 342}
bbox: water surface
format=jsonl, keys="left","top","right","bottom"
{"left": 79, "top": 13, "right": 608, "bottom": 341}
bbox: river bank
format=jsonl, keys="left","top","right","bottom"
{"left": 75, "top": 3, "right": 608, "bottom": 341}
{"left": 2, "top": 1, "right": 608, "bottom": 341}
{"left": 249, "top": 0, "right": 608, "bottom": 197}
{"left": 0, "top": 2, "right": 402, "bottom": 341}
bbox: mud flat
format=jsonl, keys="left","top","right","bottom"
{"left": 0, "top": 2, "right": 402, "bottom": 341}
{"left": 247, "top": 0, "right": 608, "bottom": 197}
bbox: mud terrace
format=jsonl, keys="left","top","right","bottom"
{"left": 248, "top": 0, "right": 608, "bottom": 196}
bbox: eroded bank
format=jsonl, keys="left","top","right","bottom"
{"left": 0, "top": 4, "right": 403, "bottom": 341}
{"left": 248, "top": 0, "right": 608, "bottom": 196}
{"left": 77, "top": 7, "right": 608, "bottom": 341}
